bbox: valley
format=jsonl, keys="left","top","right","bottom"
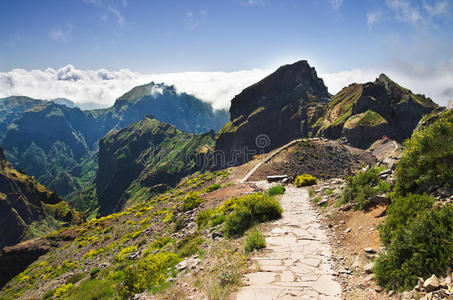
{"left": 0, "top": 60, "right": 452, "bottom": 300}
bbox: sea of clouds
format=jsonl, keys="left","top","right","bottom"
{"left": 0, "top": 63, "right": 451, "bottom": 110}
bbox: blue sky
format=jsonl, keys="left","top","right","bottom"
{"left": 1, "top": 0, "right": 451, "bottom": 73}
{"left": 0, "top": 0, "right": 452, "bottom": 107}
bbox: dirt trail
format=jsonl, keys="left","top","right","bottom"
{"left": 236, "top": 184, "right": 342, "bottom": 300}
{"left": 240, "top": 139, "right": 318, "bottom": 183}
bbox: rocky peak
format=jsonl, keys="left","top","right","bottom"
{"left": 215, "top": 60, "right": 330, "bottom": 167}
{"left": 318, "top": 74, "right": 438, "bottom": 148}
{"left": 230, "top": 60, "right": 329, "bottom": 120}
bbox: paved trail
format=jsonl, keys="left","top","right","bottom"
{"left": 236, "top": 185, "right": 342, "bottom": 300}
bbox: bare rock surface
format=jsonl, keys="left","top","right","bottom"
{"left": 236, "top": 185, "right": 342, "bottom": 299}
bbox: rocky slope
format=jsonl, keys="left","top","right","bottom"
{"left": 0, "top": 146, "right": 82, "bottom": 249}
{"left": 1, "top": 83, "right": 228, "bottom": 198}
{"left": 96, "top": 115, "right": 216, "bottom": 215}
{"left": 215, "top": 60, "right": 330, "bottom": 167}
{"left": 317, "top": 74, "right": 438, "bottom": 148}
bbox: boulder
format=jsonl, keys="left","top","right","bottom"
{"left": 423, "top": 274, "right": 440, "bottom": 292}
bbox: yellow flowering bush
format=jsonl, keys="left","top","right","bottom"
{"left": 121, "top": 252, "right": 180, "bottom": 296}
{"left": 295, "top": 174, "right": 317, "bottom": 187}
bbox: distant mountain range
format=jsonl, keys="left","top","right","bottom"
{"left": 0, "top": 83, "right": 229, "bottom": 199}
{"left": 0, "top": 61, "right": 443, "bottom": 226}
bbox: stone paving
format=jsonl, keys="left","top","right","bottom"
{"left": 236, "top": 185, "right": 342, "bottom": 300}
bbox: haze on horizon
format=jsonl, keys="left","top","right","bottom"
{"left": 1, "top": 0, "right": 452, "bottom": 108}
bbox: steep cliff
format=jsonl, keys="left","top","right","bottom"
{"left": 0, "top": 147, "right": 82, "bottom": 249}
{"left": 215, "top": 60, "right": 330, "bottom": 167}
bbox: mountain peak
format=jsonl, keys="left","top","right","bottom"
{"left": 116, "top": 82, "right": 176, "bottom": 103}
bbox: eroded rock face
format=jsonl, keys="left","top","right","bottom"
{"left": 215, "top": 60, "right": 330, "bottom": 167}
{"left": 0, "top": 147, "right": 82, "bottom": 249}
{"left": 318, "top": 74, "right": 438, "bottom": 148}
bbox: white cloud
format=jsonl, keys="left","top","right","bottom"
{"left": 49, "top": 29, "right": 65, "bottom": 41}
{"left": 185, "top": 9, "right": 208, "bottom": 30}
{"left": 385, "top": 0, "right": 421, "bottom": 24}
{"left": 320, "top": 60, "right": 453, "bottom": 106}
{"left": 84, "top": 0, "right": 126, "bottom": 27}
{"left": 367, "top": 11, "right": 381, "bottom": 25}
{"left": 330, "top": 0, "right": 344, "bottom": 10}
{"left": 0, "top": 65, "right": 272, "bottom": 110}
{"left": 49, "top": 23, "right": 73, "bottom": 41}
{"left": 240, "top": 0, "right": 270, "bottom": 7}
{"left": 0, "top": 62, "right": 451, "bottom": 111}
{"left": 424, "top": 0, "right": 450, "bottom": 16}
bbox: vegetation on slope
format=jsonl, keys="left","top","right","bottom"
{"left": 0, "top": 148, "right": 83, "bottom": 248}
{"left": 340, "top": 166, "right": 391, "bottom": 210}
{"left": 96, "top": 115, "right": 216, "bottom": 215}
{"left": 373, "top": 110, "right": 453, "bottom": 291}
{"left": 0, "top": 169, "right": 234, "bottom": 299}
{"left": 395, "top": 109, "right": 453, "bottom": 193}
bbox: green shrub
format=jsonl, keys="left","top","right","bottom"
{"left": 295, "top": 174, "right": 317, "bottom": 187}
{"left": 65, "top": 272, "right": 86, "bottom": 284}
{"left": 121, "top": 252, "right": 180, "bottom": 296}
{"left": 196, "top": 209, "right": 216, "bottom": 228}
{"left": 244, "top": 230, "right": 266, "bottom": 253}
{"left": 379, "top": 193, "right": 435, "bottom": 246}
{"left": 204, "top": 184, "right": 221, "bottom": 193}
{"left": 181, "top": 192, "right": 204, "bottom": 211}
{"left": 267, "top": 185, "right": 286, "bottom": 196}
{"left": 89, "top": 267, "right": 100, "bottom": 279}
{"left": 341, "top": 166, "right": 388, "bottom": 210}
{"left": 175, "top": 235, "right": 205, "bottom": 257}
{"left": 224, "top": 206, "right": 254, "bottom": 237}
{"left": 210, "top": 214, "right": 226, "bottom": 227}
{"left": 54, "top": 283, "right": 73, "bottom": 298}
{"left": 374, "top": 204, "right": 453, "bottom": 291}
{"left": 173, "top": 216, "right": 186, "bottom": 232}
{"left": 395, "top": 110, "right": 453, "bottom": 193}
{"left": 224, "top": 193, "right": 282, "bottom": 237}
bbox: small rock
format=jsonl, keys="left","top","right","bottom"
{"left": 317, "top": 199, "right": 328, "bottom": 206}
{"left": 424, "top": 274, "right": 440, "bottom": 292}
{"left": 364, "top": 247, "right": 376, "bottom": 254}
{"left": 212, "top": 231, "right": 223, "bottom": 239}
{"left": 368, "top": 195, "right": 387, "bottom": 205}
{"left": 402, "top": 290, "right": 414, "bottom": 299}
{"left": 339, "top": 203, "right": 354, "bottom": 211}
{"left": 344, "top": 228, "right": 351, "bottom": 233}
{"left": 166, "top": 277, "right": 175, "bottom": 283}
{"left": 364, "top": 263, "right": 374, "bottom": 274}
{"left": 374, "top": 286, "right": 383, "bottom": 293}
{"left": 378, "top": 169, "right": 392, "bottom": 177}
{"left": 351, "top": 256, "right": 360, "bottom": 268}
{"left": 364, "top": 274, "right": 375, "bottom": 282}
{"left": 176, "top": 260, "right": 188, "bottom": 271}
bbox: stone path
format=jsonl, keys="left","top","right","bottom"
{"left": 236, "top": 185, "right": 342, "bottom": 300}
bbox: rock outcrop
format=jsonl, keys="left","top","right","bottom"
{"left": 317, "top": 74, "right": 438, "bottom": 148}
{"left": 0, "top": 146, "right": 82, "bottom": 249}
{"left": 215, "top": 60, "right": 330, "bottom": 167}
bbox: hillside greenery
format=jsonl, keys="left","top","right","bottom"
{"left": 340, "top": 166, "right": 391, "bottom": 210}
{"left": 374, "top": 110, "right": 453, "bottom": 291}
{"left": 395, "top": 109, "right": 453, "bottom": 193}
